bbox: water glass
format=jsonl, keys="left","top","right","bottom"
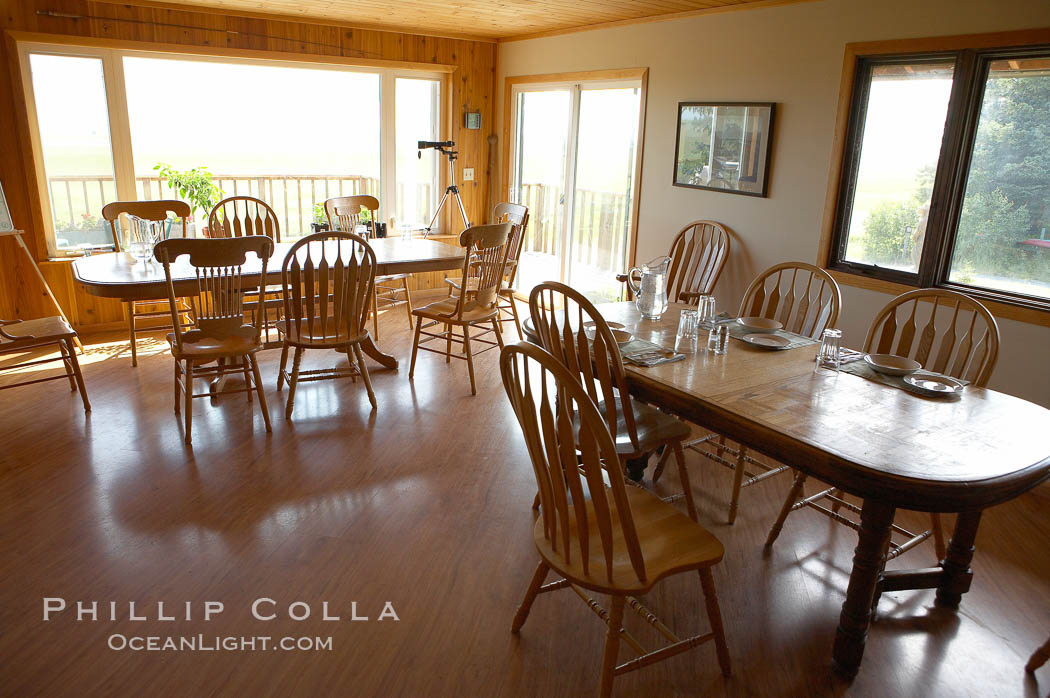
{"left": 697, "top": 295, "right": 717, "bottom": 328}
{"left": 815, "top": 328, "right": 843, "bottom": 373}
{"left": 707, "top": 324, "right": 729, "bottom": 355}
{"left": 675, "top": 309, "right": 699, "bottom": 354}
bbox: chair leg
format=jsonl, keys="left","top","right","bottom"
{"left": 830, "top": 489, "right": 844, "bottom": 514}
{"left": 652, "top": 444, "right": 672, "bottom": 483}
{"left": 409, "top": 315, "right": 423, "bottom": 380}
{"left": 371, "top": 290, "right": 380, "bottom": 341}
{"left": 248, "top": 354, "right": 272, "bottom": 434}
{"left": 492, "top": 319, "right": 504, "bottom": 349}
{"left": 727, "top": 445, "right": 747, "bottom": 524}
{"left": 463, "top": 324, "right": 477, "bottom": 396}
{"left": 58, "top": 338, "right": 77, "bottom": 390}
{"left": 599, "top": 595, "right": 626, "bottom": 698}
{"left": 277, "top": 343, "right": 289, "bottom": 391}
{"left": 508, "top": 295, "right": 523, "bottom": 340}
{"left": 698, "top": 568, "right": 732, "bottom": 677}
{"left": 352, "top": 343, "right": 377, "bottom": 409}
{"left": 183, "top": 360, "right": 194, "bottom": 444}
{"left": 126, "top": 302, "right": 137, "bottom": 367}
{"left": 766, "top": 471, "right": 808, "bottom": 547}
{"left": 445, "top": 322, "right": 453, "bottom": 363}
{"left": 241, "top": 358, "right": 253, "bottom": 403}
{"left": 174, "top": 359, "right": 181, "bottom": 414}
{"left": 673, "top": 441, "right": 698, "bottom": 522}
{"left": 65, "top": 338, "right": 91, "bottom": 411}
{"left": 402, "top": 278, "right": 414, "bottom": 330}
{"left": 930, "top": 513, "right": 946, "bottom": 561}
{"left": 511, "top": 561, "right": 550, "bottom": 634}
{"left": 285, "top": 347, "right": 304, "bottom": 420}
{"left": 1027, "top": 636, "right": 1050, "bottom": 672}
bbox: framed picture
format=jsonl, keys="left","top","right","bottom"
{"left": 672, "top": 102, "right": 776, "bottom": 197}
{"left": 0, "top": 180, "right": 13, "bottom": 232}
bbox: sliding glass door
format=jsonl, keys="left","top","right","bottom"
{"left": 510, "top": 80, "right": 642, "bottom": 302}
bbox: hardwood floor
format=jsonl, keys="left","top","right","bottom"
{"left": 1, "top": 307, "right": 1048, "bottom": 697}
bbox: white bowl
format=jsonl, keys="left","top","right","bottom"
{"left": 737, "top": 316, "right": 783, "bottom": 333}
{"left": 864, "top": 353, "right": 921, "bottom": 376}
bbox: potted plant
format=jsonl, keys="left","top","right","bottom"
{"left": 153, "top": 163, "right": 224, "bottom": 237}
{"left": 311, "top": 203, "right": 329, "bottom": 233}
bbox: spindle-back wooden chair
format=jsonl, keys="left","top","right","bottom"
{"left": 325, "top": 195, "right": 413, "bottom": 338}
{"left": 276, "top": 231, "right": 378, "bottom": 418}
{"left": 155, "top": 236, "right": 274, "bottom": 445}
{"left": 659, "top": 262, "right": 842, "bottom": 524}
{"left": 408, "top": 222, "right": 512, "bottom": 395}
{"left": 103, "top": 200, "right": 193, "bottom": 366}
{"left": 617, "top": 220, "right": 731, "bottom": 303}
{"left": 0, "top": 317, "right": 90, "bottom": 411}
{"left": 529, "top": 281, "right": 699, "bottom": 521}
{"left": 500, "top": 341, "right": 730, "bottom": 697}
{"left": 767, "top": 288, "right": 1000, "bottom": 561}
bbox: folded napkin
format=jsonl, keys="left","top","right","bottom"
{"left": 619, "top": 338, "right": 686, "bottom": 367}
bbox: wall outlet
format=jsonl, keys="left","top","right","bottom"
{"left": 462, "top": 167, "right": 475, "bottom": 182}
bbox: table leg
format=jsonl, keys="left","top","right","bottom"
{"left": 360, "top": 334, "right": 398, "bottom": 369}
{"left": 624, "top": 452, "right": 650, "bottom": 482}
{"left": 832, "top": 498, "right": 896, "bottom": 677}
{"left": 935, "top": 510, "right": 982, "bottom": 609}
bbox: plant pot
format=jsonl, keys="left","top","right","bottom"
{"left": 311, "top": 223, "right": 329, "bottom": 233}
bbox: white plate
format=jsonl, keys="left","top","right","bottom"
{"left": 741, "top": 333, "right": 791, "bottom": 349}
{"left": 737, "top": 316, "right": 783, "bottom": 333}
{"left": 864, "top": 353, "right": 921, "bottom": 376}
{"left": 902, "top": 373, "right": 964, "bottom": 397}
{"left": 585, "top": 326, "right": 634, "bottom": 345}
{"left": 583, "top": 320, "right": 625, "bottom": 330}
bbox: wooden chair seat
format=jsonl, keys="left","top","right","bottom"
{"left": 578, "top": 399, "right": 691, "bottom": 459}
{"left": 411, "top": 297, "right": 500, "bottom": 324}
{"left": 0, "top": 316, "right": 90, "bottom": 411}
{"left": 534, "top": 485, "right": 724, "bottom": 595}
{"left": 0, "top": 316, "right": 76, "bottom": 347}
{"left": 165, "top": 331, "right": 261, "bottom": 361}
{"left": 276, "top": 319, "right": 367, "bottom": 348}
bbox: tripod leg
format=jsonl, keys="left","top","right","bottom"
{"left": 425, "top": 189, "right": 451, "bottom": 237}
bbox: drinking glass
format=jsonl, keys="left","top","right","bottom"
{"left": 815, "top": 328, "right": 843, "bottom": 373}
{"left": 697, "top": 295, "right": 717, "bottom": 328}
{"left": 675, "top": 309, "right": 699, "bottom": 354}
{"left": 707, "top": 324, "right": 729, "bottom": 355}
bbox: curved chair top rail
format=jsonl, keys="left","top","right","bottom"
{"left": 863, "top": 288, "right": 1000, "bottom": 387}
{"left": 493, "top": 203, "right": 530, "bottom": 288}
{"left": 494, "top": 201, "right": 528, "bottom": 226}
{"left": 208, "top": 196, "right": 281, "bottom": 242}
{"left": 738, "top": 261, "right": 842, "bottom": 339}
{"left": 500, "top": 340, "right": 647, "bottom": 586}
{"left": 325, "top": 195, "right": 380, "bottom": 237}
{"left": 666, "top": 220, "right": 731, "bottom": 303}
{"left": 102, "top": 200, "right": 191, "bottom": 251}
{"left": 448, "top": 222, "right": 513, "bottom": 317}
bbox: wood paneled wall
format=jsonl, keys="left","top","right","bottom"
{"left": 0, "top": 0, "right": 496, "bottom": 330}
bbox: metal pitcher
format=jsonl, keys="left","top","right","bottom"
{"left": 627, "top": 255, "right": 670, "bottom": 319}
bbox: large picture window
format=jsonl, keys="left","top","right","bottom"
{"left": 828, "top": 43, "right": 1050, "bottom": 310}
{"left": 19, "top": 42, "right": 445, "bottom": 255}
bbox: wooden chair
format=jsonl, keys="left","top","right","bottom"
{"left": 445, "top": 202, "right": 530, "bottom": 338}
{"left": 276, "top": 231, "right": 378, "bottom": 418}
{"left": 766, "top": 288, "right": 1000, "bottom": 561}
{"left": 658, "top": 262, "right": 842, "bottom": 524}
{"left": 529, "top": 281, "right": 699, "bottom": 522}
{"left": 1028, "top": 635, "right": 1050, "bottom": 672}
{"left": 155, "top": 236, "right": 274, "bottom": 445}
{"left": 325, "top": 195, "right": 412, "bottom": 339}
{"left": 500, "top": 341, "right": 730, "bottom": 697}
{"left": 103, "top": 200, "right": 193, "bottom": 366}
{"left": 617, "top": 220, "right": 730, "bottom": 303}
{"left": 0, "top": 317, "right": 89, "bottom": 411}
{"left": 408, "top": 222, "right": 512, "bottom": 396}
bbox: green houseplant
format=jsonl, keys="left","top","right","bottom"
{"left": 153, "top": 163, "right": 224, "bottom": 236}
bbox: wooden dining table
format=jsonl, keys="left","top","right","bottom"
{"left": 71, "top": 236, "right": 465, "bottom": 369}
{"left": 527, "top": 301, "right": 1050, "bottom": 676}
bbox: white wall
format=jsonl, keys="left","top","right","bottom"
{"left": 498, "top": 0, "right": 1050, "bottom": 406}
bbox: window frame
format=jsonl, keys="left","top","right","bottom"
{"left": 16, "top": 36, "right": 450, "bottom": 256}
{"left": 822, "top": 30, "right": 1050, "bottom": 323}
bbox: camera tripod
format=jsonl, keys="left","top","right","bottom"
{"left": 419, "top": 141, "right": 471, "bottom": 238}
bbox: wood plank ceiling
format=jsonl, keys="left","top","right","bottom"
{"left": 127, "top": 0, "right": 814, "bottom": 41}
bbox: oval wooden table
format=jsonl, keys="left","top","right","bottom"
{"left": 526, "top": 302, "right": 1050, "bottom": 677}
{"left": 72, "top": 237, "right": 465, "bottom": 369}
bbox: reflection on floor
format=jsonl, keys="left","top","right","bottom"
{"left": 1, "top": 305, "right": 1048, "bottom": 697}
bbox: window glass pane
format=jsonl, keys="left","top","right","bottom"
{"left": 123, "top": 57, "right": 380, "bottom": 239}
{"left": 948, "top": 57, "right": 1050, "bottom": 299}
{"left": 28, "top": 54, "right": 116, "bottom": 251}
{"left": 840, "top": 61, "right": 955, "bottom": 272}
{"left": 395, "top": 78, "right": 440, "bottom": 231}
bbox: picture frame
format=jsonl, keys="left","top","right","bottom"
{"left": 0, "top": 180, "right": 13, "bottom": 232}
{"left": 672, "top": 102, "right": 776, "bottom": 197}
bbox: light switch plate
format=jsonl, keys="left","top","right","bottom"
{"left": 462, "top": 167, "right": 475, "bottom": 182}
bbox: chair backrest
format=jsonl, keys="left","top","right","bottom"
{"left": 666, "top": 220, "right": 731, "bottom": 303}
{"left": 448, "top": 222, "right": 513, "bottom": 320}
{"left": 529, "top": 281, "right": 640, "bottom": 452}
{"left": 863, "top": 288, "right": 999, "bottom": 387}
{"left": 280, "top": 231, "right": 377, "bottom": 344}
{"left": 102, "top": 200, "right": 190, "bottom": 251}
{"left": 154, "top": 236, "right": 274, "bottom": 352}
{"left": 325, "top": 195, "right": 380, "bottom": 238}
{"left": 208, "top": 196, "right": 281, "bottom": 242}
{"left": 493, "top": 202, "right": 530, "bottom": 288}
{"left": 738, "top": 262, "right": 842, "bottom": 339}
{"left": 500, "top": 341, "right": 647, "bottom": 586}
